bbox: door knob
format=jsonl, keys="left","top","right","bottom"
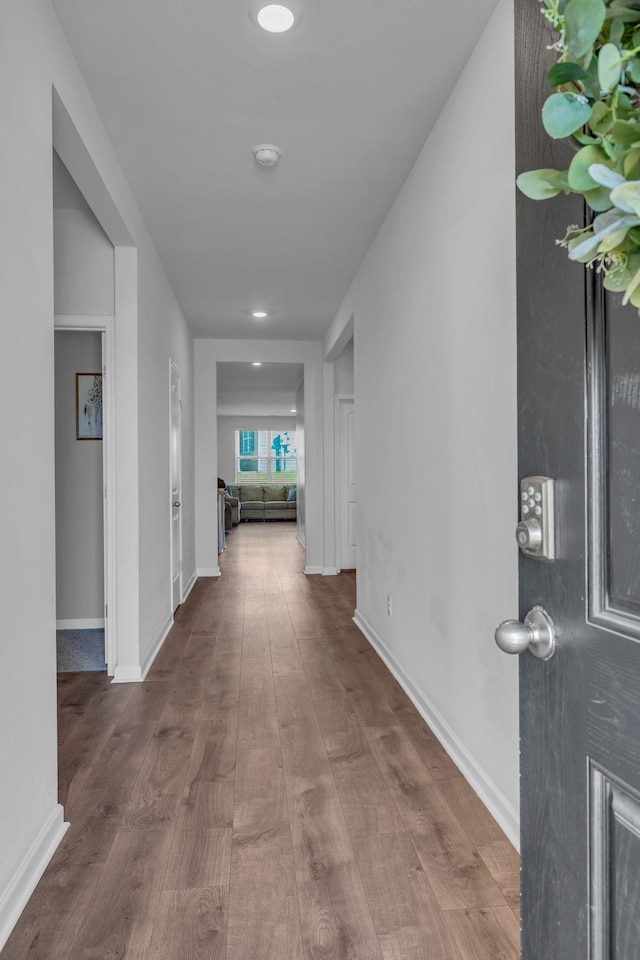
{"left": 495, "top": 606, "right": 556, "bottom": 660}
{"left": 173, "top": 501, "right": 181, "bottom": 508}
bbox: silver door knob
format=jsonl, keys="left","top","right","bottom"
{"left": 495, "top": 606, "right": 556, "bottom": 660}
{"left": 173, "top": 501, "right": 181, "bottom": 507}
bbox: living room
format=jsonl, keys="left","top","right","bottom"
{"left": 216, "top": 360, "right": 302, "bottom": 533}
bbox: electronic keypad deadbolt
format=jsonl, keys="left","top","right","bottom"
{"left": 516, "top": 477, "right": 555, "bottom": 560}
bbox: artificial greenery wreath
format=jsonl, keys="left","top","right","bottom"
{"left": 517, "top": 0, "right": 640, "bottom": 309}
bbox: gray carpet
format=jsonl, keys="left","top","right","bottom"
{"left": 56, "top": 629, "right": 106, "bottom": 672}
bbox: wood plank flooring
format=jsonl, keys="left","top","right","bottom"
{"left": 1, "top": 523, "right": 520, "bottom": 960}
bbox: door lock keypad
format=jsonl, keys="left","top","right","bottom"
{"left": 516, "top": 477, "right": 555, "bottom": 560}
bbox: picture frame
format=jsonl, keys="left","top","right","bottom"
{"left": 76, "top": 373, "right": 103, "bottom": 440}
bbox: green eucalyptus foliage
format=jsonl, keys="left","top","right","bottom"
{"left": 565, "top": 0, "right": 606, "bottom": 56}
{"left": 542, "top": 92, "right": 593, "bottom": 136}
{"left": 517, "top": 0, "right": 640, "bottom": 310}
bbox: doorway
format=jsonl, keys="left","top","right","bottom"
{"left": 170, "top": 361, "right": 183, "bottom": 612}
{"left": 54, "top": 316, "right": 116, "bottom": 674}
{"left": 215, "top": 361, "right": 303, "bottom": 545}
{"left": 54, "top": 329, "right": 107, "bottom": 672}
{"left": 52, "top": 146, "right": 118, "bottom": 675}
{"left": 329, "top": 333, "right": 356, "bottom": 575}
{"left": 336, "top": 395, "right": 356, "bottom": 571}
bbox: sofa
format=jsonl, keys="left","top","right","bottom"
{"left": 228, "top": 483, "right": 297, "bottom": 521}
{"left": 223, "top": 492, "right": 241, "bottom": 527}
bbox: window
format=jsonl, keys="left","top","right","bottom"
{"left": 239, "top": 430, "right": 256, "bottom": 455}
{"left": 235, "top": 430, "right": 297, "bottom": 484}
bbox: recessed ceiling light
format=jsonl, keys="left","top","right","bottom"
{"left": 252, "top": 310, "right": 268, "bottom": 318}
{"left": 257, "top": 4, "right": 295, "bottom": 32}
{"left": 290, "top": 409, "right": 296, "bottom": 413}
{"left": 252, "top": 362, "right": 262, "bottom": 366}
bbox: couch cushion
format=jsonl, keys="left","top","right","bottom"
{"left": 287, "top": 486, "right": 297, "bottom": 502}
{"left": 239, "top": 485, "right": 264, "bottom": 502}
{"left": 264, "top": 485, "right": 287, "bottom": 502}
{"left": 240, "top": 502, "right": 264, "bottom": 513}
{"left": 229, "top": 485, "right": 240, "bottom": 498}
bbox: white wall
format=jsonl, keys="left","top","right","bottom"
{"left": 53, "top": 151, "right": 115, "bottom": 317}
{"left": 0, "top": 0, "right": 194, "bottom": 944}
{"left": 334, "top": 338, "right": 354, "bottom": 395}
{"left": 54, "top": 208, "right": 115, "bottom": 314}
{"left": 217, "top": 415, "right": 297, "bottom": 485}
{"left": 325, "top": 0, "right": 519, "bottom": 844}
{"left": 54, "top": 332, "right": 104, "bottom": 623}
{"left": 195, "top": 339, "right": 322, "bottom": 574}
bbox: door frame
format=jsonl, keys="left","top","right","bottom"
{"left": 169, "top": 359, "right": 183, "bottom": 611}
{"left": 334, "top": 393, "right": 355, "bottom": 574}
{"left": 54, "top": 314, "right": 117, "bottom": 675}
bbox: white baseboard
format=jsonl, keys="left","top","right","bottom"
{"left": 56, "top": 618, "right": 105, "bottom": 630}
{"left": 181, "top": 571, "right": 197, "bottom": 602}
{"left": 0, "top": 804, "right": 69, "bottom": 952}
{"left": 353, "top": 609, "right": 520, "bottom": 851}
{"left": 140, "top": 615, "right": 173, "bottom": 679}
{"left": 322, "top": 567, "right": 338, "bottom": 576}
{"left": 111, "top": 614, "right": 173, "bottom": 685}
{"left": 304, "top": 565, "right": 323, "bottom": 575}
{"left": 111, "top": 664, "right": 143, "bottom": 683}
{"left": 197, "top": 567, "right": 221, "bottom": 577}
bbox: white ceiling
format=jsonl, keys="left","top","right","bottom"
{"left": 50, "top": 0, "right": 498, "bottom": 341}
{"left": 216, "top": 361, "right": 303, "bottom": 415}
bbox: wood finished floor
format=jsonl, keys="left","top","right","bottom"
{"left": 2, "top": 523, "right": 520, "bottom": 960}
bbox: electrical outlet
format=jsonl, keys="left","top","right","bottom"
{"left": 386, "top": 595, "right": 392, "bottom": 617}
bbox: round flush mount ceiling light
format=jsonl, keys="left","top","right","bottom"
{"left": 252, "top": 362, "right": 262, "bottom": 366}
{"left": 252, "top": 310, "right": 268, "bottom": 318}
{"left": 257, "top": 4, "right": 295, "bottom": 32}
{"left": 253, "top": 144, "right": 281, "bottom": 167}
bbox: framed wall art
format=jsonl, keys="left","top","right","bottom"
{"left": 76, "top": 373, "right": 103, "bottom": 440}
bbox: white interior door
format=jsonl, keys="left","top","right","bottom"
{"left": 170, "top": 363, "right": 182, "bottom": 612}
{"left": 337, "top": 396, "right": 356, "bottom": 570}
{"left": 100, "top": 332, "right": 109, "bottom": 666}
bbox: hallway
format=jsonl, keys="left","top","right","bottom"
{"left": 2, "top": 524, "right": 519, "bottom": 960}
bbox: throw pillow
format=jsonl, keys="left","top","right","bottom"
{"left": 287, "top": 486, "right": 297, "bottom": 502}
{"left": 265, "top": 485, "right": 286, "bottom": 502}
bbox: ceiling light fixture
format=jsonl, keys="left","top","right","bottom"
{"left": 257, "top": 4, "right": 295, "bottom": 32}
{"left": 252, "top": 362, "right": 262, "bottom": 366}
{"left": 290, "top": 409, "right": 296, "bottom": 413}
{"left": 253, "top": 144, "right": 281, "bottom": 167}
{"left": 252, "top": 310, "right": 268, "bottom": 318}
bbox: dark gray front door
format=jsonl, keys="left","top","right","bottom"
{"left": 515, "top": 2, "right": 640, "bottom": 958}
